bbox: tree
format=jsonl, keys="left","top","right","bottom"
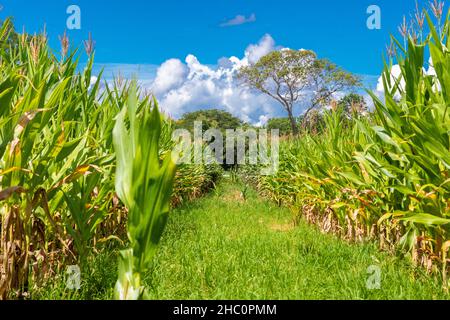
{"left": 337, "top": 93, "right": 368, "bottom": 118}
{"left": 237, "top": 49, "right": 361, "bottom": 135}
{"left": 265, "top": 117, "right": 296, "bottom": 136}
{"left": 237, "top": 50, "right": 314, "bottom": 135}
{"left": 299, "top": 110, "right": 326, "bottom": 135}
{"left": 302, "top": 59, "right": 361, "bottom": 127}
{"left": 176, "top": 109, "right": 244, "bottom": 133}
{"left": 176, "top": 109, "right": 246, "bottom": 170}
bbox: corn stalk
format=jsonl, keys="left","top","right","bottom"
{"left": 113, "top": 84, "right": 177, "bottom": 300}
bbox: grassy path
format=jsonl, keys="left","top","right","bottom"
{"left": 36, "top": 180, "right": 449, "bottom": 299}
{"left": 145, "top": 180, "right": 448, "bottom": 300}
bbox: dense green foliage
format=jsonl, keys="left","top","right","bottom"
{"left": 176, "top": 109, "right": 249, "bottom": 171}
{"left": 337, "top": 93, "right": 368, "bottom": 118}
{"left": 265, "top": 117, "right": 294, "bottom": 136}
{"left": 176, "top": 109, "right": 244, "bottom": 133}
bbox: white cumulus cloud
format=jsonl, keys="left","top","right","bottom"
{"left": 152, "top": 59, "right": 188, "bottom": 95}
{"left": 153, "top": 34, "right": 280, "bottom": 123}
{"left": 244, "top": 34, "right": 277, "bottom": 65}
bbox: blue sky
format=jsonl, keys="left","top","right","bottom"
{"left": 1, "top": 0, "right": 424, "bottom": 75}
{"left": 0, "top": 1, "right": 433, "bottom": 123}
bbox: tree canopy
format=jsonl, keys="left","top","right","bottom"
{"left": 176, "top": 109, "right": 244, "bottom": 133}
{"left": 237, "top": 49, "right": 361, "bottom": 135}
{"left": 337, "top": 93, "right": 368, "bottom": 118}
{"left": 265, "top": 117, "right": 296, "bottom": 136}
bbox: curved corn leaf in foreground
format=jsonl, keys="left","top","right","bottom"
{"left": 113, "top": 84, "right": 177, "bottom": 300}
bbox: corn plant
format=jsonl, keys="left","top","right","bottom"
{"left": 0, "top": 17, "right": 224, "bottom": 299}
{"left": 366, "top": 10, "right": 450, "bottom": 273}
{"left": 256, "top": 7, "right": 450, "bottom": 284}
{"left": 0, "top": 22, "right": 119, "bottom": 298}
{"left": 113, "top": 84, "right": 177, "bottom": 300}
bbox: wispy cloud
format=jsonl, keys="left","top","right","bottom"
{"left": 220, "top": 13, "right": 256, "bottom": 27}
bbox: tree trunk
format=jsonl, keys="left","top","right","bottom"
{"left": 287, "top": 109, "right": 299, "bottom": 136}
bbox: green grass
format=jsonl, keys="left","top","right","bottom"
{"left": 32, "top": 180, "right": 450, "bottom": 300}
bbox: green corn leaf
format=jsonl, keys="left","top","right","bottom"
{"left": 400, "top": 213, "right": 450, "bottom": 226}
{"left": 113, "top": 83, "right": 177, "bottom": 300}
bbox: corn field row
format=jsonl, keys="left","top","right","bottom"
{"left": 0, "top": 19, "right": 222, "bottom": 299}
{"left": 253, "top": 12, "right": 450, "bottom": 286}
